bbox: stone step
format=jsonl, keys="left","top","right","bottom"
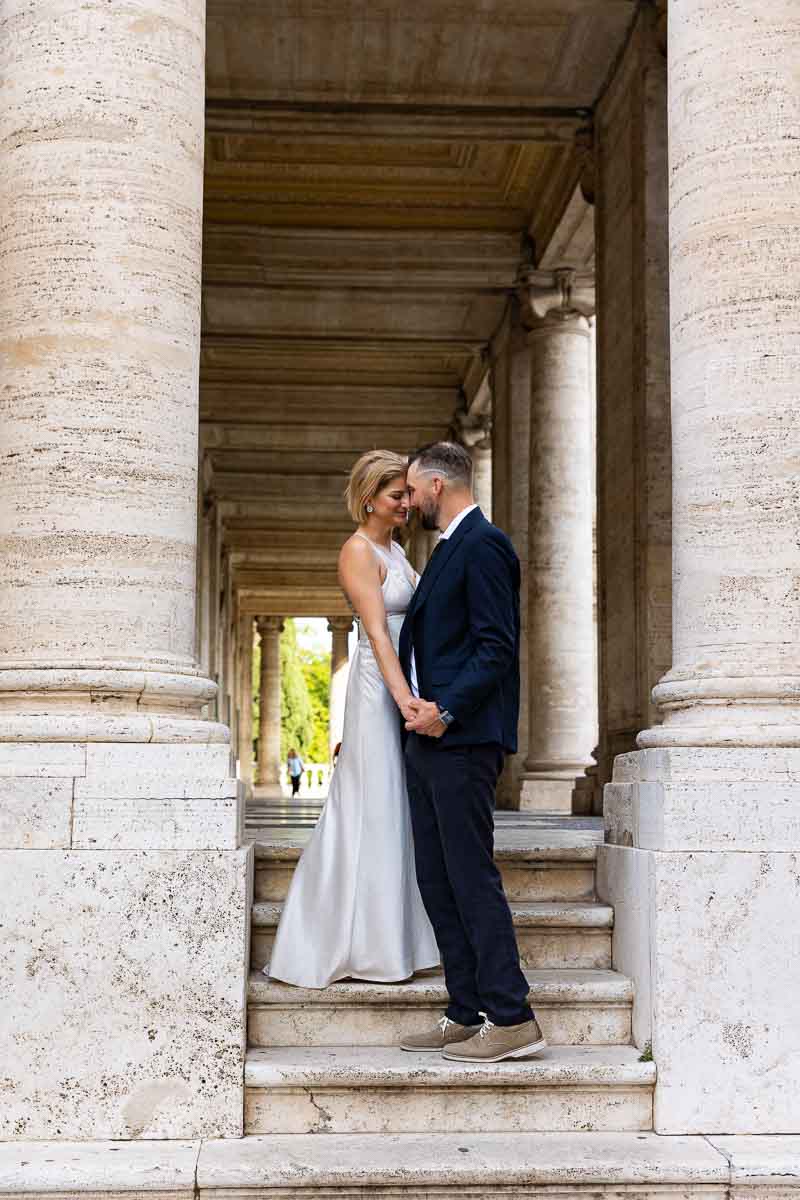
{"left": 0, "top": 1131, "right": 749, "bottom": 1199}
{"left": 250, "top": 899, "right": 614, "bottom": 972}
{"left": 253, "top": 832, "right": 600, "bottom": 903}
{"left": 248, "top": 967, "right": 632, "bottom": 1048}
{"left": 197, "top": 1130, "right": 732, "bottom": 1198}
{"left": 243, "top": 1044, "right": 655, "bottom": 1135}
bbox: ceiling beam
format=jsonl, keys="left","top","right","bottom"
{"left": 205, "top": 101, "right": 589, "bottom": 144}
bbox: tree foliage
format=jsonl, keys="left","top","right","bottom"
{"left": 279, "top": 620, "right": 313, "bottom": 760}
{"left": 300, "top": 647, "right": 331, "bottom": 762}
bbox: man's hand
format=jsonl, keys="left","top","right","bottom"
{"left": 405, "top": 698, "right": 446, "bottom": 737}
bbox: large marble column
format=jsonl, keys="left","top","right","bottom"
{"left": 256, "top": 617, "right": 284, "bottom": 787}
{"left": 517, "top": 270, "right": 596, "bottom": 812}
{"left": 328, "top": 617, "right": 353, "bottom": 757}
{"left": 599, "top": 0, "right": 800, "bottom": 1134}
{"left": 489, "top": 301, "right": 531, "bottom": 807}
{"left": 594, "top": 1, "right": 672, "bottom": 804}
{"left": 0, "top": 0, "right": 248, "bottom": 1140}
{"left": 237, "top": 615, "right": 255, "bottom": 793}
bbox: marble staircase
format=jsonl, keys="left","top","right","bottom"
{"left": 243, "top": 816, "right": 655, "bottom": 1145}
{"left": 7, "top": 813, "right": 800, "bottom": 1196}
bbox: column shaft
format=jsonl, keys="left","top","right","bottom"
{"left": 0, "top": 0, "right": 220, "bottom": 743}
{"left": 639, "top": 0, "right": 800, "bottom": 748}
{"left": 0, "top": 0, "right": 248, "bottom": 1142}
{"left": 520, "top": 299, "right": 596, "bottom": 811}
{"left": 595, "top": 5, "right": 672, "bottom": 789}
{"left": 257, "top": 618, "right": 284, "bottom": 787}
{"left": 237, "top": 616, "right": 255, "bottom": 792}
{"left": 328, "top": 617, "right": 353, "bottom": 756}
{"left": 489, "top": 303, "right": 531, "bottom": 807}
{"left": 598, "top": 0, "right": 800, "bottom": 1136}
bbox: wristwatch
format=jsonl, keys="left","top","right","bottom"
{"left": 436, "top": 705, "right": 455, "bottom": 728}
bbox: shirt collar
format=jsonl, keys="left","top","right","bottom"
{"left": 438, "top": 503, "right": 479, "bottom": 541}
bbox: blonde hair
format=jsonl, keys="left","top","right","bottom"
{"left": 344, "top": 450, "right": 408, "bottom": 524}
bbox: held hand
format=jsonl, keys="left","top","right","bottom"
{"left": 404, "top": 698, "right": 441, "bottom": 734}
{"left": 400, "top": 696, "right": 423, "bottom": 723}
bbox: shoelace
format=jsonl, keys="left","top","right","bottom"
{"left": 478, "top": 1018, "right": 496, "bottom": 1039}
{"left": 437, "top": 1016, "right": 453, "bottom": 1035}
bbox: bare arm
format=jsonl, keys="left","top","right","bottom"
{"left": 338, "top": 538, "right": 417, "bottom": 721}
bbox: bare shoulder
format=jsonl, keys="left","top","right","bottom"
{"left": 339, "top": 534, "right": 378, "bottom": 576}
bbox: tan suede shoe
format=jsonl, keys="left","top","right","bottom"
{"left": 399, "top": 1015, "right": 482, "bottom": 1052}
{"left": 442, "top": 1017, "right": 547, "bottom": 1062}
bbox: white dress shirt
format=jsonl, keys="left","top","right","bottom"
{"left": 409, "top": 504, "right": 479, "bottom": 699}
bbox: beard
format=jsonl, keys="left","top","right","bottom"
{"left": 419, "top": 497, "right": 440, "bottom": 531}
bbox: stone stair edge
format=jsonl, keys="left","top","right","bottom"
{"left": 252, "top": 839, "right": 600, "bottom": 863}
{"left": 247, "top": 967, "right": 633, "bottom": 1005}
{"left": 244, "top": 1043, "right": 656, "bottom": 1089}
{"left": 3, "top": 1133, "right": 800, "bottom": 1192}
{"left": 250, "top": 898, "right": 614, "bottom": 928}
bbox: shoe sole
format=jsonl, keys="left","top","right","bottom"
{"left": 399, "top": 1039, "right": 479, "bottom": 1053}
{"left": 399, "top": 1043, "right": 448, "bottom": 1052}
{"left": 442, "top": 1037, "right": 548, "bottom": 1063}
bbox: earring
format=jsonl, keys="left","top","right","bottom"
{"left": 366, "top": 503, "right": 374, "bottom": 513}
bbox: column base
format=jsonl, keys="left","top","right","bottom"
{"left": 0, "top": 669, "right": 227, "bottom": 743}
{"left": 0, "top": 741, "right": 250, "bottom": 1139}
{"left": 518, "top": 775, "right": 575, "bottom": 813}
{"left": 598, "top": 746, "right": 800, "bottom": 1134}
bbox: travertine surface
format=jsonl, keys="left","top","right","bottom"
{"left": 0, "top": 848, "right": 251, "bottom": 1139}
{"left": 639, "top": 0, "right": 800, "bottom": 748}
{"left": 490, "top": 304, "right": 531, "bottom": 806}
{"left": 244, "top": 1045, "right": 654, "bottom": 1135}
{"left": 256, "top": 617, "right": 283, "bottom": 785}
{"left": 327, "top": 617, "right": 352, "bottom": 756}
{"left": 0, "top": 1139, "right": 200, "bottom": 1194}
{"left": 0, "top": 743, "right": 243, "bottom": 851}
{"left": 594, "top": 4, "right": 671, "bottom": 788}
{"left": 651, "top": 849, "right": 800, "bottom": 1133}
{"left": 519, "top": 287, "right": 596, "bottom": 811}
{"left": 0, "top": 0, "right": 218, "bottom": 740}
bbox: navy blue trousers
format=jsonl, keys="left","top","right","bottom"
{"left": 404, "top": 734, "right": 533, "bottom": 1027}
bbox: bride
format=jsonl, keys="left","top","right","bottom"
{"left": 266, "top": 449, "right": 440, "bottom": 988}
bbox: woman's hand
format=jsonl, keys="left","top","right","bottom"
{"left": 399, "top": 696, "right": 421, "bottom": 723}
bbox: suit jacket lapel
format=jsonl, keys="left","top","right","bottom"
{"left": 409, "top": 507, "right": 484, "bottom": 616}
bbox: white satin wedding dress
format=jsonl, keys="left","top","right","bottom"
{"left": 267, "top": 534, "right": 439, "bottom": 988}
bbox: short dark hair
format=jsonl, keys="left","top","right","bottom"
{"left": 408, "top": 441, "right": 473, "bottom": 488}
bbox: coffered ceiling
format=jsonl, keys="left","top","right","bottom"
{"left": 201, "top": 0, "right": 635, "bottom": 615}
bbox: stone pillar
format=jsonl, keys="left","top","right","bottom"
{"left": 598, "top": 0, "right": 800, "bottom": 1133}
{"left": 327, "top": 617, "right": 353, "bottom": 756}
{"left": 0, "top": 0, "right": 248, "bottom": 1140}
{"left": 517, "top": 270, "right": 596, "bottom": 812}
{"left": 454, "top": 409, "right": 493, "bottom": 520}
{"left": 237, "top": 615, "right": 255, "bottom": 793}
{"left": 489, "top": 301, "right": 531, "bottom": 807}
{"left": 594, "top": 2, "right": 672, "bottom": 806}
{"left": 256, "top": 617, "right": 284, "bottom": 787}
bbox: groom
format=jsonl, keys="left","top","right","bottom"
{"left": 398, "top": 441, "right": 546, "bottom": 1063}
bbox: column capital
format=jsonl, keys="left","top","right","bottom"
{"left": 327, "top": 615, "right": 354, "bottom": 635}
{"left": 453, "top": 407, "right": 493, "bottom": 451}
{"left": 517, "top": 266, "right": 595, "bottom": 330}
{"left": 256, "top": 616, "right": 285, "bottom": 637}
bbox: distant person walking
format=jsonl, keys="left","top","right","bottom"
{"left": 287, "top": 749, "right": 304, "bottom": 797}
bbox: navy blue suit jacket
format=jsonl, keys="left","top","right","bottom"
{"left": 399, "top": 508, "right": 521, "bottom": 753}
